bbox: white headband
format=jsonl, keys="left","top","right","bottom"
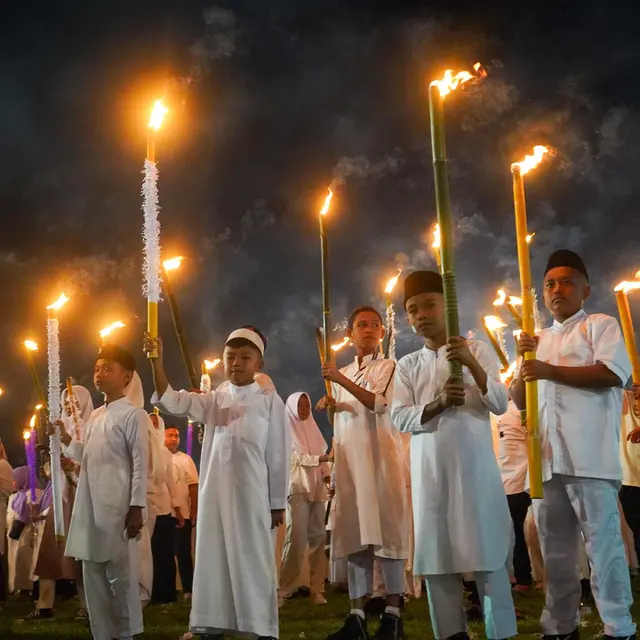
{"left": 225, "top": 328, "right": 265, "bottom": 355}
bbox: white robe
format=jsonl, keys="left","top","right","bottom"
{"left": 331, "top": 354, "right": 409, "bottom": 562}
{"left": 391, "top": 340, "right": 511, "bottom": 575}
{"left": 153, "top": 380, "right": 287, "bottom": 639}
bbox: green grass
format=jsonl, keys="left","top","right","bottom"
{"left": 0, "top": 586, "right": 636, "bottom": 639}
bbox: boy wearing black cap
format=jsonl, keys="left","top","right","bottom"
{"left": 145, "top": 326, "right": 287, "bottom": 640}
{"left": 512, "top": 250, "right": 635, "bottom": 639}
{"left": 58, "top": 344, "right": 150, "bottom": 640}
{"left": 391, "top": 271, "right": 517, "bottom": 640}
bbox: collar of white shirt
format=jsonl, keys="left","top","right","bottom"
{"left": 551, "top": 308, "right": 586, "bottom": 331}
{"left": 353, "top": 353, "right": 378, "bottom": 366}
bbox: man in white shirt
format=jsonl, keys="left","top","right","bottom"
{"left": 512, "top": 249, "right": 635, "bottom": 639}
{"left": 165, "top": 424, "right": 199, "bottom": 598}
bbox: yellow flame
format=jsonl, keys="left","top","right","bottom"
{"left": 431, "top": 223, "right": 441, "bottom": 250}
{"left": 319, "top": 188, "right": 333, "bottom": 216}
{"left": 24, "top": 340, "right": 39, "bottom": 352}
{"left": 430, "top": 62, "right": 485, "bottom": 98}
{"left": 385, "top": 270, "right": 402, "bottom": 295}
{"left": 23, "top": 429, "right": 31, "bottom": 441}
{"left": 203, "top": 359, "right": 221, "bottom": 371}
{"left": 0, "top": 388, "right": 4, "bottom": 397}
{"left": 100, "top": 321, "right": 126, "bottom": 339}
{"left": 493, "top": 289, "right": 507, "bottom": 306}
{"left": 509, "top": 295, "right": 523, "bottom": 306}
{"left": 526, "top": 232, "right": 535, "bottom": 244}
{"left": 500, "top": 361, "right": 518, "bottom": 384}
{"left": 483, "top": 315, "right": 507, "bottom": 331}
{"left": 35, "top": 404, "right": 43, "bottom": 411}
{"left": 615, "top": 281, "right": 640, "bottom": 294}
{"left": 47, "top": 292, "right": 69, "bottom": 311}
{"left": 331, "top": 337, "right": 350, "bottom": 352}
{"left": 163, "top": 256, "right": 184, "bottom": 271}
{"left": 512, "top": 145, "right": 550, "bottom": 176}
{"left": 29, "top": 414, "right": 36, "bottom": 429}
{"left": 513, "top": 329, "right": 523, "bottom": 339}
{"left": 148, "top": 100, "right": 168, "bottom": 131}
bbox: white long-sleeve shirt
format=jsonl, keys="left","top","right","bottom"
{"left": 64, "top": 397, "right": 149, "bottom": 562}
{"left": 147, "top": 446, "right": 181, "bottom": 517}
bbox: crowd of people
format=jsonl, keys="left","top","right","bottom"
{"left": 0, "top": 248, "right": 639, "bottom": 640}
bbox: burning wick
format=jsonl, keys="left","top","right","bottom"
{"left": 163, "top": 256, "right": 184, "bottom": 272}
{"left": 331, "top": 337, "right": 350, "bottom": 352}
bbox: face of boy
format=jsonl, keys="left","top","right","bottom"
{"left": 165, "top": 427, "right": 180, "bottom": 453}
{"left": 297, "top": 394, "right": 311, "bottom": 420}
{"left": 405, "top": 292, "right": 446, "bottom": 339}
{"left": 93, "top": 359, "right": 132, "bottom": 396}
{"left": 543, "top": 266, "right": 590, "bottom": 322}
{"left": 348, "top": 311, "right": 384, "bottom": 351}
{"left": 224, "top": 345, "right": 263, "bottom": 386}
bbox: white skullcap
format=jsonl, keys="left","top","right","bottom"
{"left": 225, "top": 328, "right": 265, "bottom": 355}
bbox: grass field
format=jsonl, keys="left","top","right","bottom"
{"left": 0, "top": 585, "right": 637, "bottom": 640}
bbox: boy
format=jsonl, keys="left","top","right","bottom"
{"left": 59, "top": 344, "right": 149, "bottom": 640}
{"left": 319, "top": 306, "right": 409, "bottom": 640}
{"left": 391, "top": 271, "right": 517, "bottom": 640}
{"left": 512, "top": 249, "right": 635, "bottom": 639}
{"left": 144, "top": 326, "right": 287, "bottom": 640}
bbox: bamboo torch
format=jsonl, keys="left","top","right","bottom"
{"left": 162, "top": 256, "right": 199, "bottom": 388}
{"left": 482, "top": 315, "right": 510, "bottom": 370}
{"left": 614, "top": 281, "right": 640, "bottom": 383}
{"left": 46, "top": 292, "right": 69, "bottom": 544}
{"left": 511, "top": 144, "right": 549, "bottom": 499}
{"left": 23, "top": 340, "right": 48, "bottom": 409}
{"left": 493, "top": 289, "right": 523, "bottom": 328}
{"left": 429, "top": 63, "right": 485, "bottom": 381}
{"left": 318, "top": 188, "right": 334, "bottom": 364}
{"left": 143, "top": 100, "right": 168, "bottom": 359}
{"left": 24, "top": 418, "right": 37, "bottom": 502}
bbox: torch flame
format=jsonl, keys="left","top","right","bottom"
{"left": 163, "top": 256, "right": 184, "bottom": 272}
{"left": 100, "top": 321, "right": 126, "bottom": 339}
{"left": 47, "top": 293, "right": 69, "bottom": 311}
{"left": 512, "top": 145, "right": 550, "bottom": 176}
{"left": 500, "top": 361, "right": 518, "bottom": 384}
{"left": 615, "top": 281, "right": 640, "bottom": 294}
{"left": 430, "top": 62, "right": 485, "bottom": 99}
{"left": 331, "top": 337, "right": 350, "bottom": 352}
{"left": 204, "top": 359, "right": 221, "bottom": 371}
{"left": 431, "top": 223, "right": 441, "bottom": 250}
{"left": 483, "top": 315, "right": 507, "bottom": 331}
{"left": 24, "top": 340, "right": 39, "bottom": 352}
{"left": 0, "top": 388, "right": 4, "bottom": 397}
{"left": 513, "top": 329, "right": 523, "bottom": 339}
{"left": 148, "top": 100, "right": 168, "bottom": 131}
{"left": 23, "top": 429, "right": 31, "bottom": 441}
{"left": 526, "top": 232, "right": 535, "bottom": 244}
{"left": 35, "top": 404, "right": 43, "bottom": 411}
{"left": 385, "top": 270, "right": 402, "bottom": 295}
{"left": 493, "top": 289, "right": 507, "bottom": 307}
{"left": 29, "top": 415, "right": 36, "bottom": 429}
{"left": 319, "top": 188, "right": 333, "bottom": 216}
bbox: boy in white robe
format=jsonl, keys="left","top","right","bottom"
{"left": 58, "top": 344, "right": 149, "bottom": 640}
{"left": 512, "top": 249, "right": 635, "bottom": 639}
{"left": 391, "top": 271, "right": 517, "bottom": 640}
{"left": 145, "top": 325, "right": 287, "bottom": 640}
{"left": 318, "top": 306, "right": 409, "bottom": 640}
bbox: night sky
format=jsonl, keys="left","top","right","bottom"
{"left": 2, "top": 1, "right": 640, "bottom": 460}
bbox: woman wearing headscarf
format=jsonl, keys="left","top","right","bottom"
{"left": 6, "top": 466, "right": 40, "bottom": 594}
{"left": 61, "top": 384, "right": 95, "bottom": 442}
{"left": 279, "top": 392, "right": 331, "bottom": 605}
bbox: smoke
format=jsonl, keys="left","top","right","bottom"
{"left": 332, "top": 149, "right": 404, "bottom": 187}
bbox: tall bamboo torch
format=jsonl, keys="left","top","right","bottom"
{"left": 614, "top": 281, "right": 640, "bottom": 385}
{"left": 162, "top": 256, "right": 199, "bottom": 388}
{"left": 384, "top": 271, "right": 401, "bottom": 360}
{"left": 512, "top": 144, "right": 550, "bottom": 499}
{"left": 23, "top": 340, "right": 48, "bottom": 409}
{"left": 143, "top": 100, "right": 168, "bottom": 359}
{"left": 46, "top": 292, "right": 69, "bottom": 544}
{"left": 429, "top": 63, "right": 486, "bottom": 380}
{"left": 319, "top": 188, "right": 334, "bottom": 364}
{"left": 482, "top": 315, "right": 510, "bottom": 370}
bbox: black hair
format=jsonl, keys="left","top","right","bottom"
{"left": 225, "top": 325, "right": 267, "bottom": 355}
{"left": 97, "top": 344, "right": 136, "bottom": 372}
{"left": 348, "top": 306, "right": 384, "bottom": 329}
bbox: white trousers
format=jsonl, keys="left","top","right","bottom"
{"left": 534, "top": 474, "right": 635, "bottom": 636}
{"left": 425, "top": 568, "right": 517, "bottom": 639}
{"left": 347, "top": 548, "right": 405, "bottom": 600}
{"left": 279, "top": 495, "right": 325, "bottom": 596}
{"left": 83, "top": 541, "right": 143, "bottom": 640}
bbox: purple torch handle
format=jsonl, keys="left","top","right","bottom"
{"left": 27, "top": 431, "right": 37, "bottom": 502}
{"left": 186, "top": 423, "right": 193, "bottom": 457}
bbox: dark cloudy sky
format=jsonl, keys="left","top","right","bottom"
{"left": 1, "top": 1, "right": 640, "bottom": 459}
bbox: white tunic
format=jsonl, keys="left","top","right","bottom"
{"left": 331, "top": 355, "right": 409, "bottom": 561}
{"left": 531, "top": 310, "right": 630, "bottom": 482}
{"left": 391, "top": 340, "right": 511, "bottom": 575}
{"left": 171, "top": 451, "right": 199, "bottom": 518}
{"left": 495, "top": 401, "right": 528, "bottom": 495}
{"left": 153, "top": 381, "right": 287, "bottom": 639}
{"left": 64, "top": 397, "right": 149, "bottom": 562}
